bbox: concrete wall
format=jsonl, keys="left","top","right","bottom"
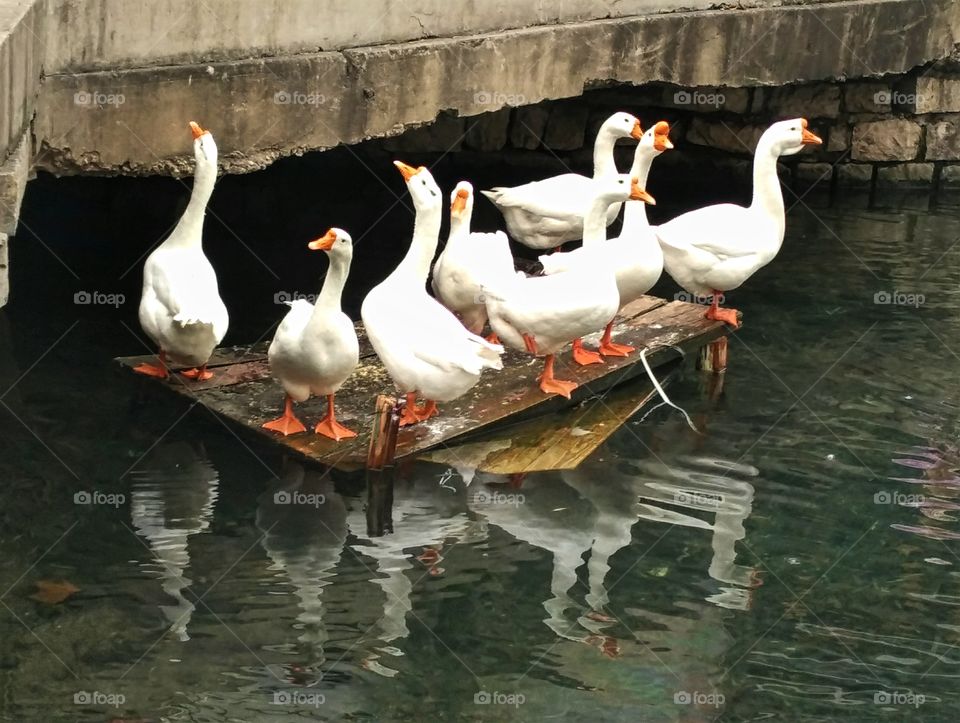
{"left": 32, "top": 0, "right": 960, "bottom": 176}
{"left": 42, "top": 0, "right": 820, "bottom": 72}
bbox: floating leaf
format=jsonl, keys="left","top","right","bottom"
{"left": 30, "top": 580, "right": 79, "bottom": 605}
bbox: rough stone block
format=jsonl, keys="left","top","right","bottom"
{"left": 941, "top": 164, "right": 960, "bottom": 185}
{"left": 510, "top": 105, "right": 550, "bottom": 150}
{"left": 827, "top": 124, "right": 850, "bottom": 153}
{"left": 876, "top": 162, "right": 934, "bottom": 185}
{"left": 382, "top": 112, "right": 466, "bottom": 153}
{"left": 925, "top": 118, "right": 960, "bottom": 160}
{"left": 843, "top": 82, "right": 891, "bottom": 113}
{"left": 686, "top": 117, "right": 766, "bottom": 154}
{"left": 749, "top": 88, "right": 766, "bottom": 115}
{"left": 768, "top": 83, "right": 841, "bottom": 118}
{"left": 851, "top": 119, "right": 922, "bottom": 161}
{"left": 543, "top": 105, "right": 589, "bottom": 151}
{"left": 795, "top": 162, "right": 834, "bottom": 184}
{"left": 661, "top": 86, "right": 750, "bottom": 114}
{"left": 464, "top": 108, "right": 511, "bottom": 152}
{"left": 836, "top": 163, "right": 874, "bottom": 185}
{"left": 915, "top": 76, "right": 960, "bottom": 113}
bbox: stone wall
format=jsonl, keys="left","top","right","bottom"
{"left": 379, "top": 52, "right": 960, "bottom": 193}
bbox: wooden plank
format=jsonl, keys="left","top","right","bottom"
{"left": 418, "top": 370, "right": 672, "bottom": 474}
{"left": 115, "top": 296, "right": 729, "bottom": 471}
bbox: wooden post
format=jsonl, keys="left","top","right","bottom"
{"left": 366, "top": 394, "right": 399, "bottom": 470}
{"left": 698, "top": 336, "right": 728, "bottom": 374}
{"left": 365, "top": 468, "right": 395, "bottom": 537}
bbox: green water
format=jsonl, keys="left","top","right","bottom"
{"left": 1, "top": 181, "right": 958, "bottom": 721}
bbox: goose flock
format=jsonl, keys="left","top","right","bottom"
{"left": 134, "top": 114, "right": 822, "bottom": 441}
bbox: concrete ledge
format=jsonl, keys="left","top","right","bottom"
{"left": 34, "top": 0, "right": 960, "bottom": 175}
{"left": 0, "top": 131, "right": 32, "bottom": 234}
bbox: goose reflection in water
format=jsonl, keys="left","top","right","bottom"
{"left": 348, "top": 467, "right": 486, "bottom": 677}
{"left": 256, "top": 461, "right": 348, "bottom": 672}
{"left": 129, "top": 440, "right": 219, "bottom": 642}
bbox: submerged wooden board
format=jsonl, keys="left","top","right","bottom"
{"left": 115, "top": 296, "right": 730, "bottom": 471}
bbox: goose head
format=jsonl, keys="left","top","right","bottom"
{"left": 394, "top": 160, "right": 442, "bottom": 213}
{"left": 762, "top": 118, "right": 822, "bottom": 157}
{"left": 599, "top": 111, "right": 643, "bottom": 142}
{"left": 189, "top": 121, "right": 218, "bottom": 167}
{"left": 594, "top": 173, "right": 656, "bottom": 207}
{"left": 636, "top": 120, "right": 674, "bottom": 156}
{"left": 450, "top": 181, "right": 474, "bottom": 223}
{"left": 308, "top": 227, "right": 353, "bottom": 263}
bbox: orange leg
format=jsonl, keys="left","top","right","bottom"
{"left": 400, "top": 392, "right": 422, "bottom": 427}
{"left": 598, "top": 321, "right": 635, "bottom": 357}
{"left": 537, "top": 354, "right": 578, "bottom": 399}
{"left": 262, "top": 394, "right": 307, "bottom": 436}
{"left": 522, "top": 333, "right": 538, "bottom": 354}
{"left": 181, "top": 364, "right": 213, "bottom": 381}
{"left": 133, "top": 350, "right": 169, "bottom": 379}
{"left": 571, "top": 338, "right": 603, "bottom": 366}
{"left": 485, "top": 332, "right": 500, "bottom": 345}
{"left": 705, "top": 290, "right": 740, "bottom": 328}
{"left": 314, "top": 394, "right": 357, "bottom": 441}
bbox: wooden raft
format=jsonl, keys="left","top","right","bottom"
{"left": 115, "top": 296, "right": 730, "bottom": 471}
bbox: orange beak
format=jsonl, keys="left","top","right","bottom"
{"left": 451, "top": 187, "right": 469, "bottom": 215}
{"left": 393, "top": 160, "right": 424, "bottom": 181}
{"left": 630, "top": 118, "right": 643, "bottom": 141}
{"left": 630, "top": 178, "right": 655, "bottom": 205}
{"left": 189, "top": 121, "right": 208, "bottom": 139}
{"left": 308, "top": 229, "right": 338, "bottom": 251}
{"left": 653, "top": 121, "right": 673, "bottom": 151}
{"left": 800, "top": 118, "right": 822, "bottom": 145}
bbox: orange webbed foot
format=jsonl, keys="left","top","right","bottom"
{"left": 485, "top": 332, "right": 500, "bottom": 345}
{"left": 599, "top": 340, "right": 635, "bottom": 357}
{"left": 314, "top": 416, "right": 357, "bottom": 442}
{"left": 571, "top": 338, "right": 603, "bottom": 366}
{"left": 133, "top": 362, "right": 169, "bottom": 379}
{"left": 180, "top": 367, "right": 214, "bottom": 381}
{"left": 416, "top": 400, "right": 440, "bottom": 422}
{"left": 706, "top": 307, "right": 741, "bottom": 328}
{"left": 538, "top": 376, "right": 578, "bottom": 399}
{"left": 262, "top": 414, "right": 307, "bottom": 436}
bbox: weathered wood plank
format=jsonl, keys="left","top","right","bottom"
{"left": 115, "top": 296, "right": 729, "bottom": 471}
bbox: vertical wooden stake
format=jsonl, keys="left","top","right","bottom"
{"left": 365, "top": 467, "right": 395, "bottom": 537}
{"left": 366, "top": 394, "right": 399, "bottom": 470}
{"left": 698, "top": 336, "right": 729, "bottom": 374}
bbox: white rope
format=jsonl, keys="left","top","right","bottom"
{"left": 639, "top": 346, "right": 701, "bottom": 434}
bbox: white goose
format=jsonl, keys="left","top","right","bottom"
{"left": 361, "top": 162, "right": 504, "bottom": 426}
{"left": 263, "top": 228, "right": 359, "bottom": 440}
{"left": 656, "top": 118, "right": 822, "bottom": 326}
{"left": 136, "top": 121, "right": 228, "bottom": 381}
{"left": 431, "top": 181, "right": 515, "bottom": 337}
{"left": 481, "top": 112, "right": 642, "bottom": 250}
{"left": 484, "top": 174, "right": 654, "bottom": 399}
{"left": 540, "top": 121, "right": 673, "bottom": 364}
